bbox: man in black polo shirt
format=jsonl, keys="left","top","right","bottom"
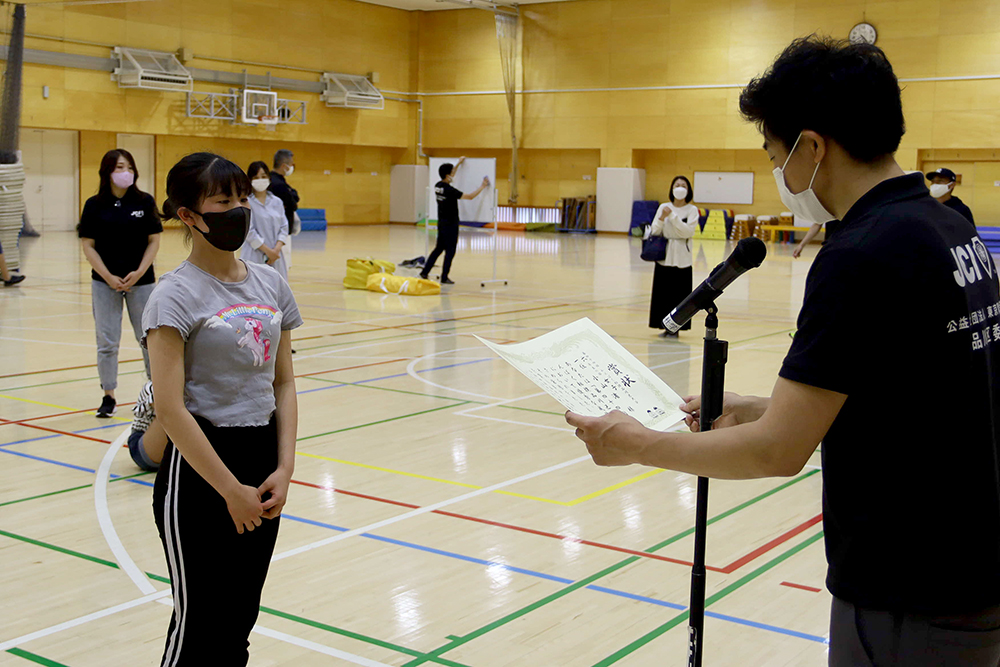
{"left": 420, "top": 157, "right": 489, "bottom": 285}
{"left": 567, "top": 36, "right": 1000, "bottom": 664}
{"left": 927, "top": 167, "right": 976, "bottom": 228}
{"left": 269, "top": 148, "right": 299, "bottom": 229}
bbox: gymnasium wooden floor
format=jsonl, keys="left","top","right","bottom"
{"left": 0, "top": 225, "right": 829, "bottom": 666}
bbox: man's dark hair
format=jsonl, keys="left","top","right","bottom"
{"left": 739, "top": 36, "right": 905, "bottom": 164}
{"left": 439, "top": 163, "right": 453, "bottom": 180}
{"left": 273, "top": 149, "right": 294, "bottom": 169}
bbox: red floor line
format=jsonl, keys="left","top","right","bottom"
{"left": 296, "top": 358, "right": 409, "bottom": 379}
{"left": 719, "top": 513, "right": 824, "bottom": 574}
{"left": 289, "top": 479, "right": 724, "bottom": 570}
{"left": 0, "top": 359, "right": 144, "bottom": 380}
{"left": 780, "top": 581, "right": 822, "bottom": 593}
{"left": 0, "top": 402, "right": 137, "bottom": 428}
{"left": 0, "top": 417, "right": 112, "bottom": 444}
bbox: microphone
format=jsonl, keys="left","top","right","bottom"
{"left": 662, "top": 237, "right": 767, "bottom": 333}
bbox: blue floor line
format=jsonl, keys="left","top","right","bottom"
{"left": 0, "top": 422, "right": 125, "bottom": 449}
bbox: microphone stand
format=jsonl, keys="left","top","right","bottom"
{"left": 688, "top": 302, "right": 728, "bottom": 667}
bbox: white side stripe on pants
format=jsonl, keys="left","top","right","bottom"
{"left": 162, "top": 449, "right": 188, "bottom": 666}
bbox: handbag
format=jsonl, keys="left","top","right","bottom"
{"left": 641, "top": 235, "right": 668, "bottom": 262}
{"left": 366, "top": 273, "right": 441, "bottom": 296}
{"left": 344, "top": 258, "right": 397, "bottom": 290}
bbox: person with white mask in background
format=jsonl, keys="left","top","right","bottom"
{"left": 78, "top": 148, "right": 162, "bottom": 418}
{"left": 927, "top": 167, "right": 975, "bottom": 228}
{"left": 646, "top": 175, "right": 700, "bottom": 336}
{"left": 568, "top": 36, "right": 1000, "bottom": 666}
{"left": 241, "top": 161, "right": 290, "bottom": 283}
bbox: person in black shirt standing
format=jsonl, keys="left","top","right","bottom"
{"left": 420, "top": 158, "right": 489, "bottom": 285}
{"left": 268, "top": 149, "right": 298, "bottom": 229}
{"left": 927, "top": 167, "right": 976, "bottom": 228}
{"left": 567, "top": 36, "right": 1000, "bottom": 665}
{"left": 79, "top": 149, "right": 162, "bottom": 418}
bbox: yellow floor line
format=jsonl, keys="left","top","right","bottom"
{"left": 297, "top": 451, "right": 481, "bottom": 489}
{"left": 0, "top": 394, "right": 131, "bottom": 422}
{"left": 297, "top": 450, "right": 662, "bottom": 506}
{"left": 565, "top": 469, "right": 665, "bottom": 506}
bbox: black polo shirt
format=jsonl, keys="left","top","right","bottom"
{"left": 268, "top": 172, "right": 299, "bottom": 226}
{"left": 943, "top": 194, "right": 975, "bottom": 227}
{"left": 78, "top": 190, "right": 162, "bottom": 286}
{"left": 435, "top": 181, "right": 463, "bottom": 226}
{"left": 781, "top": 173, "right": 1000, "bottom": 615}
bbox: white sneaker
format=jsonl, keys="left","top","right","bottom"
{"left": 131, "top": 381, "right": 155, "bottom": 433}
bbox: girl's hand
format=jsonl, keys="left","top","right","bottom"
{"left": 226, "top": 484, "right": 264, "bottom": 534}
{"left": 259, "top": 468, "right": 292, "bottom": 519}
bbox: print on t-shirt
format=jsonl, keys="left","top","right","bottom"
{"left": 205, "top": 303, "right": 284, "bottom": 366}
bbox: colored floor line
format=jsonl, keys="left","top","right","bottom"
{"left": 0, "top": 459, "right": 824, "bottom": 652}
{"left": 298, "top": 402, "right": 469, "bottom": 442}
{"left": 0, "top": 358, "right": 143, "bottom": 380}
{"left": 781, "top": 581, "right": 823, "bottom": 593}
{"left": 0, "top": 417, "right": 112, "bottom": 444}
{"left": 0, "top": 529, "right": 469, "bottom": 667}
{"left": 0, "top": 369, "right": 145, "bottom": 394}
{"left": 1, "top": 406, "right": 821, "bottom": 578}
{"left": 588, "top": 531, "right": 827, "bottom": 667}
{"left": 0, "top": 421, "right": 820, "bottom": 583}
{"left": 396, "top": 471, "right": 823, "bottom": 667}
{"left": 5, "top": 648, "right": 69, "bottom": 667}
{"left": 0, "top": 471, "right": 152, "bottom": 508}
{"left": 0, "top": 422, "right": 123, "bottom": 449}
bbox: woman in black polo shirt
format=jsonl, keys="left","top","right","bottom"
{"left": 78, "top": 149, "right": 162, "bottom": 418}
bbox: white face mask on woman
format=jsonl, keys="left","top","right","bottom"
{"left": 772, "top": 132, "right": 836, "bottom": 224}
{"left": 929, "top": 183, "right": 952, "bottom": 199}
{"left": 251, "top": 178, "right": 270, "bottom": 193}
{"left": 672, "top": 186, "right": 688, "bottom": 202}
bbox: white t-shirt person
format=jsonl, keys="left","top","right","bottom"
{"left": 647, "top": 202, "right": 700, "bottom": 268}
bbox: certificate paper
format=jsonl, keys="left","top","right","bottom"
{"left": 475, "top": 318, "right": 687, "bottom": 431}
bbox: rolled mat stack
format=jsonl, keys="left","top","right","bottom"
{"left": 0, "top": 163, "right": 26, "bottom": 271}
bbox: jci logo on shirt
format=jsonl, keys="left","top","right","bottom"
{"left": 952, "top": 237, "right": 995, "bottom": 287}
{"left": 130, "top": 210, "right": 144, "bottom": 218}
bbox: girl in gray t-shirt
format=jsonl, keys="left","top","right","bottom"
{"left": 140, "top": 152, "right": 302, "bottom": 665}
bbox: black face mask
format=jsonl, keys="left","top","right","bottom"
{"left": 194, "top": 207, "right": 250, "bottom": 252}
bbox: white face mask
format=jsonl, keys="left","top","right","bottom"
{"left": 672, "top": 186, "right": 688, "bottom": 202}
{"left": 251, "top": 178, "right": 270, "bottom": 193}
{"left": 772, "top": 133, "right": 836, "bottom": 224}
{"left": 929, "top": 183, "right": 952, "bottom": 198}
{"left": 285, "top": 165, "right": 294, "bottom": 177}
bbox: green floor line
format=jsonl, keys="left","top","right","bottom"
{"left": 401, "top": 559, "right": 638, "bottom": 667}
{"left": 297, "top": 402, "right": 469, "bottom": 442}
{"left": 300, "top": 376, "right": 567, "bottom": 418}
{"left": 301, "top": 375, "right": 489, "bottom": 404}
{"left": 0, "top": 528, "right": 468, "bottom": 667}
{"left": 0, "top": 472, "right": 155, "bottom": 508}
{"left": 590, "top": 531, "right": 825, "bottom": 667}
{"left": 397, "top": 469, "right": 821, "bottom": 666}
{"left": 0, "top": 369, "right": 145, "bottom": 393}
{"left": 6, "top": 648, "right": 71, "bottom": 667}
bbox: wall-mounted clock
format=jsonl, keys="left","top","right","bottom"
{"left": 850, "top": 22, "right": 878, "bottom": 45}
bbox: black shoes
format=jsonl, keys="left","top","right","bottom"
{"left": 440, "top": 277, "right": 455, "bottom": 285}
{"left": 3, "top": 275, "right": 25, "bottom": 286}
{"left": 97, "top": 395, "right": 117, "bottom": 418}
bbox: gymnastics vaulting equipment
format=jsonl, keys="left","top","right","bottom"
{"left": 494, "top": 8, "right": 519, "bottom": 205}
{"left": 0, "top": 2, "right": 26, "bottom": 270}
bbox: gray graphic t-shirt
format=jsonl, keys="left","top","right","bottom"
{"left": 142, "top": 260, "right": 303, "bottom": 427}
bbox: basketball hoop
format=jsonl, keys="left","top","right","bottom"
{"left": 258, "top": 115, "right": 278, "bottom": 126}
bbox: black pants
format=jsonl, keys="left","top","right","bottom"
{"left": 830, "top": 596, "right": 1000, "bottom": 666}
{"left": 153, "top": 415, "right": 280, "bottom": 667}
{"left": 649, "top": 263, "right": 693, "bottom": 330}
{"left": 423, "top": 222, "right": 459, "bottom": 280}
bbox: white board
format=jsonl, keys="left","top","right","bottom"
{"left": 428, "top": 157, "right": 496, "bottom": 224}
{"left": 693, "top": 171, "right": 754, "bottom": 205}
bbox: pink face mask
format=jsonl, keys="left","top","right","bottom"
{"left": 111, "top": 171, "right": 135, "bottom": 189}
